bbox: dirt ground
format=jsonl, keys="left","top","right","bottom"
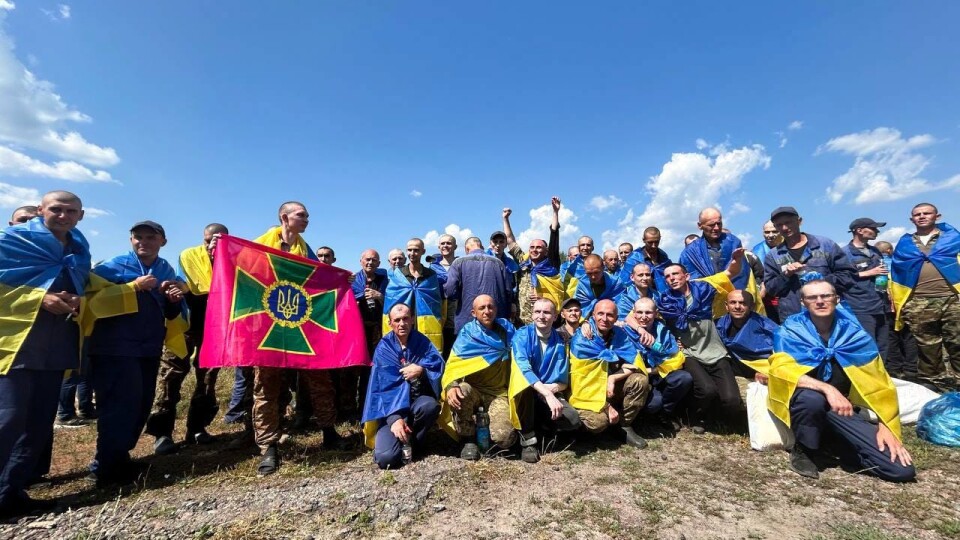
{"left": 2, "top": 369, "right": 959, "bottom": 540}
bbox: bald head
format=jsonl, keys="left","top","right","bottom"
{"left": 593, "top": 299, "right": 618, "bottom": 334}
{"left": 37, "top": 191, "right": 83, "bottom": 240}
{"left": 602, "top": 249, "right": 619, "bottom": 273}
{"left": 471, "top": 294, "right": 497, "bottom": 328}
{"left": 464, "top": 236, "right": 483, "bottom": 251}
{"left": 577, "top": 236, "right": 595, "bottom": 257}
{"left": 9, "top": 205, "right": 38, "bottom": 226}
{"left": 583, "top": 254, "right": 604, "bottom": 285}
{"left": 698, "top": 207, "right": 723, "bottom": 242}
{"left": 205, "top": 223, "right": 228, "bottom": 235}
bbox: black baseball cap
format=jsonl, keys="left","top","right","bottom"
{"left": 561, "top": 297, "right": 581, "bottom": 310}
{"left": 849, "top": 218, "right": 886, "bottom": 231}
{"left": 130, "top": 220, "right": 166, "bottom": 237}
{"left": 770, "top": 206, "right": 799, "bottom": 220}
{"left": 490, "top": 231, "right": 507, "bottom": 241}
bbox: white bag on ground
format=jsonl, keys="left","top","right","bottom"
{"left": 893, "top": 377, "right": 940, "bottom": 425}
{"left": 746, "top": 381, "right": 795, "bottom": 451}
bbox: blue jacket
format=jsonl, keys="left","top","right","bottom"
{"left": 443, "top": 249, "right": 511, "bottom": 333}
{"left": 841, "top": 242, "right": 887, "bottom": 316}
{"left": 762, "top": 233, "right": 856, "bottom": 319}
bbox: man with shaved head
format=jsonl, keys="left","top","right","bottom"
{"left": 345, "top": 249, "right": 387, "bottom": 418}
{"left": 427, "top": 234, "right": 459, "bottom": 357}
{"left": 501, "top": 197, "right": 566, "bottom": 325}
{"left": 716, "top": 289, "right": 778, "bottom": 383}
{"left": 573, "top": 254, "right": 625, "bottom": 319}
{"left": 619, "top": 226, "right": 673, "bottom": 293}
{"left": 752, "top": 220, "right": 782, "bottom": 322}
{"left": 146, "top": 223, "right": 230, "bottom": 455}
{"left": 8, "top": 205, "right": 38, "bottom": 226}
{"left": 387, "top": 249, "right": 406, "bottom": 270}
{"left": 618, "top": 243, "right": 634, "bottom": 265}
{"left": 1, "top": 190, "right": 90, "bottom": 517}
{"left": 602, "top": 249, "right": 621, "bottom": 277}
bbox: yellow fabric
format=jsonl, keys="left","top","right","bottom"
{"left": 0, "top": 283, "right": 49, "bottom": 375}
{"left": 653, "top": 351, "right": 686, "bottom": 378}
{"left": 253, "top": 226, "right": 312, "bottom": 258}
{"left": 507, "top": 357, "right": 532, "bottom": 429}
{"left": 438, "top": 353, "right": 502, "bottom": 440}
{"left": 564, "top": 276, "right": 580, "bottom": 303}
{"left": 363, "top": 421, "right": 379, "bottom": 449}
{"left": 745, "top": 270, "right": 766, "bottom": 316}
{"left": 568, "top": 355, "right": 609, "bottom": 413}
{"left": 536, "top": 274, "right": 568, "bottom": 310}
{"left": 890, "top": 254, "right": 960, "bottom": 331}
{"left": 698, "top": 272, "right": 736, "bottom": 319}
{"left": 740, "top": 357, "right": 771, "bottom": 375}
{"left": 382, "top": 314, "right": 443, "bottom": 352}
{"left": 767, "top": 352, "right": 902, "bottom": 441}
{"left": 179, "top": 245, "right": 213, "bottom": 295}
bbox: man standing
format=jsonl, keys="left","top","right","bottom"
{"left": 618, "top": 243, "right": 634, "bottom": 265}
{"left": 428, "top": 235, "right": 458, "bottom": 357}
{"left": 362, "top": 303, "right": 442, "bottom": 469}
{"left": 842, "top": 218, "right": 891, "bottom": 362}
{"left": 441, "top": 295, "right": 517, "bottom": 460}
{"left": 602, "top": 250, "right": 621, "bottom": 278}
{"left": 387, "top": 249, "right": 406, "bottom": 270}
{"left": 488, "top": 227, "right": 520, "bottom": 321}
{"left": 508, "top": 299, "right": 580, "bottom": 463}
{"left": 573, "top": 254, "right": 625, "bottom": 319}
{"left": 768, "top": 280, "right": 914, "bottom": 482}
{"left": 680, "top": 208, "right": 761, "bottom": 312}
{"left": 346, "top": 249, "right": 387, "bottom": 419}
{"left": 384, "top": 238, "right": 444, "bottom": 351}
{"left": 891, "top": 203, "right": 960, "bottom": 386}
{"left": 146, "top": 223, "right": 228, "bottom": 455}
{"left": 715, "top": 290, "right": 777, "bottom": 383}
{"left": 444, "top": 237, "right": 511, "bottom": 335}
{"left": 619, "top": 227, "right": 672, "bottom": 293}
{"left": 752, "top": 220, "right": 782, "bottom": 323}
{"left": 763, "top": 206, "right": 856, "bottom": 320}
{"left": 7, "top": 205, "right": 38, "bottom": 226}
{"left": 0, "top": 191, "right": 90, "bottom": 517}
{"left": 501, "top": 197, "right": 565, "bottom": 324}
{"left": 876, "top": 241, "right": 919, "bottom": 379}
{"left": 615, "top": 262, "right": 658, "bottom": 321}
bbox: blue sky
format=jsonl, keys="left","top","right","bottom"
{"left": 2, "top": 2, "right": 959, "bottom": 267}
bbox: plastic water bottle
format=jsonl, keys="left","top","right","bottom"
{"left": 650, "top": 341, "right": 665, "bottom": 354}
{"left": 475, "top": 406, "right": 491, "bottom": 452}
{"left": 401, "top": 443, "right": 413, "bottom": 465}
{"left": 875, "top": 256, "right": 891, "bottom": 292}
{"left": 365, "top": 279, "right": 378, "bottom": 311}
{"left": 400, "top": 354, "right": 421, "bottom": 395}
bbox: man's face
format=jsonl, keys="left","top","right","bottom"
{"left": 592, "top": 301, "right": 617, "bottom": 333}
{"left": 726, "top": 291, "right": 751, "bottom": 321}
{"left": 663, "top": 265, "right": 688, "bottom": 291}
{"left": 439, "top": 237, "right": 457, "bottom": 257}
{"left": 762, "top": 223, "right": 780, "bottom": 246}
{"left": 472, "top": 296, "right": 497, "bottom": 328}
{"left": 10, "top": 208, "right": 37, "bottom": 225}
{"left": 561, "top": 304, "right": 581, "bottom": 325}
{"left": 603, "top": 251, "right": 619, "bottom": 273}
{"left": 772, "top": 215, "right": 802, "bottom": 240}
{"left": 618, "top": 244, "right": 633, "bottom": 263}
{"left": 282, "top": 205, "right": 309, "bottom": 234}
{"left": 631, "top": 264, "right": 653, "bottom": 290}
{"left": 698, "top": 211, "right": 723, "bottom": 241}
{"left": 406, "top": 240, "right": 424, "bottom": 265}
{"left": 528, "top": 240, "right": 547, "bottom": 262}
{"left": 567, "top": 247, "right": 578, "bottom": 262}
{"left": 910, "top": 205, "right": 939, "bottom": 230}
{"left": 801, "top": 282, "right": 837, "bottom": 319}
{"left": 584, "top": 259, "right": 604, "bottom": 285}
{"left": 531, "top": 301, "right": 557, "bottom": 331}
{"left": 578, "top": 237, "right": 594, "bottom": 257}
{"left": 856, "top": 227, "right": 879, "bottom": 241}
{"left": 632, "top": 300, "right": 656, "bottom": 329}
{"left": 389, "top": 309, "right": 412, "bottom": 338}
{"left": 39, "top": 198, "right": 83, "bottom": 236}
{"left": 131, "top": 227, "right": 166, "bottom": 261}
{"left": 389, "top": 252, "right": 406, "bottom": 269}
{"left": 361, "top": 252, "right": 380, "bottom": 273}
{"left": 490, "top": 237, "right": 507, "bottom": 256}
{"left": 317, "top": 249, "right": 336, "bottom": 264}
{"left": 642, "top": 233, "right": 660, "bottom": 254}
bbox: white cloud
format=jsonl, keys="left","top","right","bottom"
{"left": 788, "top": 120, "right": 804, "bottom": 131}
{"left": 41, "top": 4, "right": 70, "bottom": 21}
{"left": 729, "top": 202, "right": 750, "bottom": 216}
{"left": 58, "top": 4, "right": 70, "bottom": 19}
{"left": 603, "top": 141, "right": 771, "bottom": 250}
{"left": 422, "top": 223, "right": 474, "bottom": 252}
{"left": 776, "top": 121, "right": 803, "bottom": 148}
{"left": 587, "top": 195, "right": 626, "bottom": 212}
{"left": 516, "top": 204, "right": 581, "bottom": 252}
{"left": 0, "top": 145, "right": 117, "bottom": 183}
{"left": 818, "top": 127, "right": 960, "bottom": 204}
{"left": 86, "top": 229, "right": 100, "bottom": 237}
{"left": 0, "top": 1, "right": 14, "bottom": 11}
{"left": 410, "top": 189, "right": 422, "bottom": 198}
{"left": 0, "top": 181, "right": 39, "bottom": 208}
{"left": 737, "top": 231, "right": 754, "bottom": 249}
{"left": 84, "top": 207, "right": 111, "bottom": 218}
{"left": 877, "top": 226, "right": 908, "bottom": 244}
{"left": 776, "top": 131, "right": 788, "bottom": 149}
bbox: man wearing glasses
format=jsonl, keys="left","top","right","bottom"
{"left": 842, "top": 218, "right": 891, "bottom": 363}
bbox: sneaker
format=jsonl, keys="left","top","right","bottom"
{"left": 622, "top": 426, "right": 648, "bottom": 449}
{"left": 191, "top": 431, "right": 215, "bottom": 445}
{"left": 788, "top": 445, "right": 820, "bottom": 479}
{"left": 521, "top": 445, "right": 540, "bottom": 464}
{"left": 54, "top": 417, "right": 89, "bottom": 429}
{"left": 459, "top": 443, "right": 480, "bottom": 461}
{"left": 153, "top": 436, "right": 178, "bottom": 456}
{"left": 257, "top": 445, "right": 279, "bottom": 476}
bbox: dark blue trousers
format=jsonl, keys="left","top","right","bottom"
{"left": 224, "top": 367, "right": 253, "bottom": 424}
{"left": 58, "top": 364, "right": 95, "bottom": 420}
{"left": 790, "top": 388, "right": 915, "bottom": 482}
{"left": 646, "top": 369, "right": 694, "bottom": 416}
{"left": 0, "top": 369, "right": 63, "bottom": 505}
{"left": 373, "top": 396, "right": 440, "bottom": 469}
{"left": 89, "top": 355, "right": 160, "bottom": 478}
{"left": 854, "top": 312, "right": 890, "bottom": 366}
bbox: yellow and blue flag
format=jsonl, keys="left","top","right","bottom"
{"left": 624, "top": 321, "right": 685, "bottom": 378}
{"left": 253, "top": 226, "right": 317, "bottom": 260}
{"left": 507, "top": 324, "right": 569, "bottom": 428}
{"left": 716, "top": 312, "right": 777, "bottom": 375}
{"left": 382, "top": 267, "right": 443, "bottom": 351}
{"left": 680, "top": 234, "right": 764, "bottom": 314}
{"left": 518, "top": 256, "right": 566, "bottom": 310}
{"left": 179, "top": 244, "right": 213, "bottom": 295}
{"left": 767, "top": 307, "right": 901, "bottom": 440}
{"left": 568, "top": 320, "right": 640, "bottom": 413}
{"left": 573, "top": 273, "right": 625, "bottom": 320}
{"left": 614, "top": 284, "right": 659, "bottom": 322}
{"left": 890, "top": 222, "right": 960, "bottom": 330}
{"left": 0, "top": 218, "right": 91, "bottom": 374}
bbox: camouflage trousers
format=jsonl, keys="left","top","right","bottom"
{"left": 145, "top": 340, "right": 220, "bottom": 440}
{"left": 577, "top": 371, "right": 651, "bottom": 434}
{"left": 253, "top": 367, "right": 336, "bottom": 451}
{"left": 900, "top": 295, "right": 960, "bottom": 379}
{"left": 451, "top": 383, "right": 517, "bottom": 448}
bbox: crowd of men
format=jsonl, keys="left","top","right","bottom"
{"left": 3, "top": 190, "right": 958, "bottom": 518}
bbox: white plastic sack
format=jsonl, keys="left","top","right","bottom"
{"left": 893, "top": 377, "right": 940, "bottom": 425}
{"left": 746, "top": 381, "right": 795, "bottom": 451}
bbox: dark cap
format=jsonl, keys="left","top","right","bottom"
{"left": 130, "top": 220, "right": 166, "bottom": 237}
{"left": 770, "top": 206, "right": 799, "bottom": 220}
{"left": 849, "top": 217, "right": 886, "bottom": 232}
{"left": 489, "top": 230, "right": 507, "bottom": 241}
{"left": 560, "top": 297, "right": 581, "bottom": 310}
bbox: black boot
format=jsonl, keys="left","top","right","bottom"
{"left": 257, "top": 445, "right": 279, "bottom": 476}
{"left": 788, "top": 444, "right": 819, "bottom": 479}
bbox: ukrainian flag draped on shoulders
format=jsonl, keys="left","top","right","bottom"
{"left": 361, "top": 330, "right": 444, "bottom": 448}
{"left": 574, "top": 273, "right": 624, "bottom": 319}
{"left": 351, "top": 268, "right": 388, "bottom": 300}
{"left": 439, "top": 317, "right": 515, "bottom": 439}
{"left": 716, "top": 312, "right": 778, "bottom": 375}
{"left": 568, "top": 320, "right": 639, "bottom": 413}
{"left": 518, "top": 255, "right": 566, "bottom": 310}
{"left": 253, "top": 226, "right": 317, "bottom": 260}
{"left": 382, "top": 267, "right": 443, "bottom": 351}
{"left": 624, "top": 321, "right": 685, "bottom": 378}
{"left": 680, "top": 234, "right": 764, "bottom": 315}
{"left": 615, "top": 285, "right": 659, "bottom": 322}
{"left": 0, "top": 218, "right": 91, "bottom": 374}
{"left": 84, "top": 251, "right": 189, "bottom": 358}
{"left": 657, "top": 272, "right": 733, "bottom": 331}
{"left": 507, "top": 324, "right": 568, "bottom": 428}
{"left": 179, "top": 245, "right": 213, "bottom": 295}
{"left": 767, "top": 307, "right": 901, "bottom": 440}
{"left": 890, "top": 223, "right": 960, "bottom": 330}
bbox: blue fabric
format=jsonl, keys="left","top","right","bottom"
{"left": 763, "top": 233, "right": 857, "bottom": 319}
{"left": 680, "top": 233, "right": 750, "bottom": 289}
{"left": 624, "top": 320, "right": 679, "bottom": 369}
{"left": 752, "top": 240, "right": 774, "bottom": 261}
{"left": 916, "top": 392, "right": 960, "bottom": 448}
{"left": 618, "top": 249, "right": 673, "bottom": 293}
{"left": 716, "top": 312, "right": 777, "bottom": 361}
{"left": 574, "top": 272, "right": 625, "bottom": 318}
{"left": 511, "top": 324, "right": 568, "bottom": 386}
{"left": 569, "top": 319, "right": 637, "bottom": 364}
{"left": 774, "top": 307, "right": 878, "bottom": 382}
{"left": 891, "top": 223, "right": 960, "bottom": 291}
{"left": 384, "top": 267, "right": 443, "bottom": 319}
{"left": 443, "top": 250, "right": 511, "bottom": 333}
{"left": 842, "top": 242, "right": 887, "bottom": 316}
{"left": 361, "top": 330, "right": 444, "bottom": 425}
{"left": 352, "top": 268, "right": 388, "bottom": 299}
{"left": 224, "top": 367, "right": 252, "bottom": 423}
{"left": 518, "top": 257, "right": 560, "bottom": 289}
{"left": 646, "top": 370, "right": 693, "bottom": 415}
{"left": 614, "top": 284, "right": 659, "bottom": 321}
{"left": 0, "top": 216, "right": 91, "bottom": 295}
{"left": 451, "top": 317, "right": 515, "bottom": 363}
{"left": 656, "top": 280, "right": 717, "bottom": 331}
{"left": 93, "top": 251, "right": 179, "bottom": 306}
{"left": 560, "top": 255, "right": 586, "bottom": 283}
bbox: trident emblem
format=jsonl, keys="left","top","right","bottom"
{"left": 276, "top": 287, "right": 301, "bottom": 319}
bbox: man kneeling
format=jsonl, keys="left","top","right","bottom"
{"left": 362, "top": 304, "right": 442, "bottom": 468}
{"left": 768, "top": 280, "right": 915, "bottom": 482}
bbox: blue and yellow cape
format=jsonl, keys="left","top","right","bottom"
{"left": 716, "top": 311, "right": 777, "bottom": 375}
{"left": 890, "top": 223, "right": 960, "bottom": 330}
{"left": 507, "top": 324, "right": 569, "bottom": 428}
{"left": 624, "top": 321, "right": 685, "bottom": 378}
{"left": 382, "top": 267, "right": 444, "bottom": 351}
{"left": 568, "top": 320, "right": 640, "bottom": 413}
{"left": 680, "top": 234, "right": 764, "bottom": 314}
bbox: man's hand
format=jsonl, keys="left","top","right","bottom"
{"left": 781, "top": 262, "right": 805, "bottom": 277}
{"left": 607, "top": 405, "right": 620, "bottom": 425}
{"left": 207, "top": 233, "right": 222, "bottom": 258}
{"left": 635, "top": 327, "right": 655, "bottom": 347}
{"left": 754, "top": 372, "right": 769, "bottom": 385}
{"left": 365, "top": 288, "right": 383, "bottom": 301}
{"left": 876, "top": 423, "right": 912, "bottom": 467}
{"left": 544, "top": 393, "right": 564, "bottom": 420}
{"left": 391, "top": 418, "right": 413, "bottom": 444}
{"left": 543, "top": 383, "right": 563, "bottom": 394}
{"left": 41, "top": 292, "right": 77, "bottom": 315}
{"left": 725, "top": 247, "right": 745, "bottom": 277}
{"left": 551, "top": 197, "right": 561, "bottom": 213}
{"left": 580, "top": 323, "right": 593, "bottom": 340}
{"left": 503, "top": 208, "right": 512, "bottom": 220}
{"left": 606, "top": 378, "right": 616, "bottom": 399}
{"left": 860, "top": 266, "right": 887, "bottom": 278}
{"left": 446, "top": 386, "right": 464, "bottom": 410}
{"left": 400, "top": 362, "right": 424, "bottom": 382}
{"left": 527, "top": 291, "right": 542, "bottom": 302}
{"left": 825, "top": 386, "right": 854, "bottom": 416}
{"left": 161, "top": 281, "right": 184, "bottom": 303}
{"left": 134, "top": 275, "right": 158, "bottom": 291}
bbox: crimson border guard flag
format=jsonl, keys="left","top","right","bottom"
{"left": 200, "top": 235, "right": 370, "bottom": 369}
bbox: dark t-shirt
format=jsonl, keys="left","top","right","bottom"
{"left": 13, "top": 268, "right": 80, "bottom": 371}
